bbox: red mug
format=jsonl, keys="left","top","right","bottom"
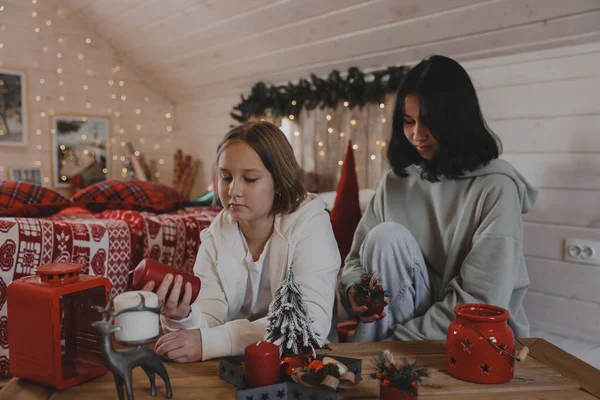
{"left": 131, "top": 258, "right": 201, "bottom": 303}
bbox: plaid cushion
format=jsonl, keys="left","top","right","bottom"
{"left": 71, "top": 179, "right": 186, "bottom": 213}
{"left": 0, "top": 181, "right": 71, "bottom": 217}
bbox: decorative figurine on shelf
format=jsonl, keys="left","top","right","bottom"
{"left": 370, "top": 350, "right": 429, "bottom": 400}
{"left": 92, "top": 293, "right": 173, "bottom": 400}
{"left": 263, "top": 266, "right": 328, "bottom": 378}
{"left": 172, "top": 149, "right": 200, "bottom": 199}
{"left": 352, "top": 273, "right": 390, "bottom": 315}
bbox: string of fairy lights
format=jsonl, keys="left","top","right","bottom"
{"left": 0, "top": 1, "right": 175, "bottom": 185}
{"left": 283, "top": 98, "right": 390, "bottom": 171}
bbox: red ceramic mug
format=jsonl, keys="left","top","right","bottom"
{"left": 131, "top": 258, "right": 201, "bottom": 304}
{"left": 446, "top": 303, "right": 516, "bottom": 384}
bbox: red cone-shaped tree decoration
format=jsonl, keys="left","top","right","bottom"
{"left": 330, "top": 140, "right": 362, "bottom": 265}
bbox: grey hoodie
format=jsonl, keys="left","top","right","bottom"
{"left": 339, "top": 158, "right": 538, "bottom": 340}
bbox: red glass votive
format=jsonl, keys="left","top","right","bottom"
{"left": 244, "top": 341, "right": 281, "bottom": 388}
{"left": 131, "top": 258, "right": 201, "bottom": 303}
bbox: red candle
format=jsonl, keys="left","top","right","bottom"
{"left": 131, "top": 258, "right": 201, "bottom": 303}
{"left": 244, "top": 341, "right": 281, "bottom": 388}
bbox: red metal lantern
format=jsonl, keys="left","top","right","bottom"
{"left": 446, "top": 304, "right": 516, "bottom": 384}
{"left": 7, "top": 263, "right": 111, "bottom": 389}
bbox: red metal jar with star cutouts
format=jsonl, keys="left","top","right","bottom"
{"left": 446, "top": 304, "right": 515, "bottom": 384}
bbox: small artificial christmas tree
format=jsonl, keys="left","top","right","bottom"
{"left": 263, "top": 266, "right": 324, "bottom": 359}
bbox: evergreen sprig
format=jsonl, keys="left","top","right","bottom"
{"left": 230, "top": 65, "right": 408, "bottom": 123}
{"left": 369, "top": 350, "right": 429, "bottom": 393}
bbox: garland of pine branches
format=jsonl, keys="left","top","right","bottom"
{"left": 230, "top": 65, "right": 408, "bottom": 123}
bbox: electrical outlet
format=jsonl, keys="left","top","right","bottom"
{"left": 564, "top": 238, "right": 600, "bottom": 266}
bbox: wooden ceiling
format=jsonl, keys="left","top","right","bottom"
{"left": 60, "top": 0, "right": 600, "bottom": 103}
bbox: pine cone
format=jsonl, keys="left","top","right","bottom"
{"left": 353, "top": 274, "right": 388, "bottom": 315}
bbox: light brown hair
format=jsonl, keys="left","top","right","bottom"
{"left": 216, "top": 121, "right": 306, "bottom": 214}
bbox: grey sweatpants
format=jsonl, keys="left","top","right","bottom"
{"left": 351, "top": 222, "right": 433, "bottom": 342}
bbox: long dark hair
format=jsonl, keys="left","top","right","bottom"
{"left": 387, "top": 55, "right": 501, "bottom": 181}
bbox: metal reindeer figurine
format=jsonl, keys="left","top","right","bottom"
{"left": 92, "top": 293, "right": 173, "bottom": 400}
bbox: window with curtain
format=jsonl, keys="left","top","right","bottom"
{"left": 283, "top": 93, "right": 396, "bottom": 193}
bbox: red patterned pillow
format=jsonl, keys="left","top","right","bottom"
{"left": 0, "top": 181, "right": 72, "bottom": 217}
{"left": 71, "top": 179, "right": 187, "bottom": 213}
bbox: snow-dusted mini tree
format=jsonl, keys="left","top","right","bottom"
{"left": 263, "top": 266, "right": 324, "bottom": 358}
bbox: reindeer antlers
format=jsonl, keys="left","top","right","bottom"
{"left": 92, "top": 294, "right": 117, "bottom": 322}
{"left": 117, "top": 293, "right": 164, "bottom": 317}
{"left": 92, "top": 293, "right": 164, "bottom": 324}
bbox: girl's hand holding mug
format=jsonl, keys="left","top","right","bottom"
{"left": 143, "top": 274, "right": 193, "bottom": 320}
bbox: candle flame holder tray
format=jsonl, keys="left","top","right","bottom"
{"left": 218, "top": 354, "right": 362, "bottom": 400}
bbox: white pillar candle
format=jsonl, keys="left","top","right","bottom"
{"left": 113, "top": 290, "right": 160, "bottom": 344}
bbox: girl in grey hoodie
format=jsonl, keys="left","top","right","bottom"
{"left": 339, "top": 55, "right": 538, "bottom": 342}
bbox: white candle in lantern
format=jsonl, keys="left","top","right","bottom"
{"left": 113, "top": 290, "right": 160, "bottom": 344}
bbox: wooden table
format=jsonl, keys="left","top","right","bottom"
{"left": 1, "top": 338, "right": 600, "bottom": 399}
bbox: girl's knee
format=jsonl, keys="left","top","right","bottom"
{"left": 364, "top": 222, "right": 413, "bottom": 249}
{"left": 360, "top": 222, "right": 422, "bottom": 277}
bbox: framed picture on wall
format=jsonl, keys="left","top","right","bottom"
{"left": 52, "top": 115, "right": 110, "bottom": 188}
{"left": 0, "top": 69, "right": 27, "bottom": 147}
{"left": 8, "top": 167, "right": 43, "bottom": 186}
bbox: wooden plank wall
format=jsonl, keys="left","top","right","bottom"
{"left": 171, "top": 0, "right": 600, "bottom": 101}
{"left": 464, "top": 43, "right": 600, "bottom": 342}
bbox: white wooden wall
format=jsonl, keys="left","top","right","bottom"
{"left": 176, "top": 96, "right": 241, "bottom": 197}
{"left": 178, "top": 42, "right": 600, "bottom": 342}
{"left": 0, "top": 1, "right": 176, "bottom": 195}
{"left": 465, "top": 43, "right": 600, "bottom": 342}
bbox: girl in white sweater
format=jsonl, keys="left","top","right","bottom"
{"left": 144, "top": 121, "right": 340, "bottom": 362}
